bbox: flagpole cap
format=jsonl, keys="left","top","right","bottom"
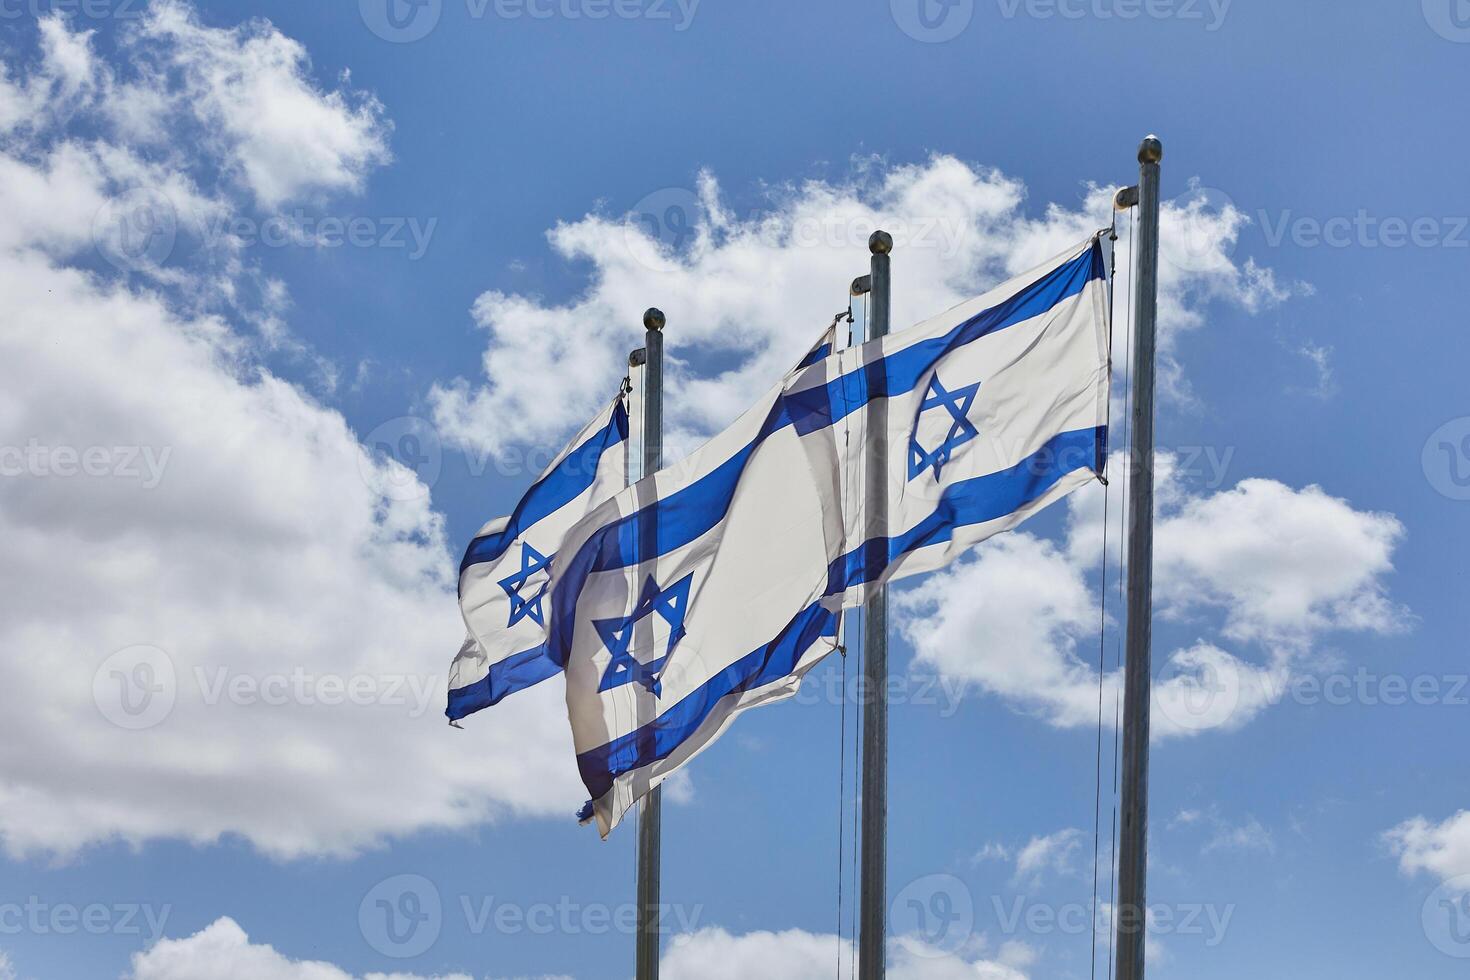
{"left": 869, "top": 230, "right": 893, "bottom": 255}
{"left": 1138, "top": 135, "right": 1163, "bottom": 164}
{"left": 643, "top": 308, "right": 666, "bottom": 332}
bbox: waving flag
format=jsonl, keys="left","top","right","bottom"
{"left": 447, "top": 392, "right": 629, "bottom": 724}
{"left": 546, "top": 323, "right": 851, "bottom": 835}
{"left": 806, "top": 234, "right": 1111, "bottom": 603}
{"left": 550, "top": 235, "right": 1109, "bottom": 835}
{"left": 548, "top": 370, "right": 844, "bottom": 836}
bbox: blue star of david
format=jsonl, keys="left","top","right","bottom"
{"left": 595, "top": 573, "right": 693, "bottom": 698}
{"left": 498, "top": 543, "right": 552, "bottom": 629}
{"left": 908, "top": 374, "right": 982, "bottom": 481}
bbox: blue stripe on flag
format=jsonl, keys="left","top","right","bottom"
{"left": 575, "top": 601, "right": 839, "bottom": 806}
{"left": 795, "top": 342, "right": 833, "bottom": 370}
{"left": 585, "top": 409, "right": 780, "bottom": 576}
{"left": 826, "top": 425, "right": 1105, "bottom": 594}
{"left": 446, "top": 643, "right": 561, "bottom": 720}
{"left": 460, "top": 400, "right": 629, "bottom": 577}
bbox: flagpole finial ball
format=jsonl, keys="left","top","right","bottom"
{"left": 869, "top": 230, "right": 893, "bottom": 255}
{"left": 643, "top": 308, "right": 666, "bottom": 332}
{"left": 1138, "top": 136, "right": 1163, "bottom": 164}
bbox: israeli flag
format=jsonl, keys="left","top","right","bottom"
{"left": 447, "top": 392, "right": 629, "bottom": 724}
{"left": 549, "top": 369, "right": 844, "bottom": 836}
{"left": 550, "top": 234, "right": 1109, "bottom": 834}
{"left": 809, "top": 234, "right": 1111, "bottom": 602}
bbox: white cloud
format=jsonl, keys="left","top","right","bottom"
{"left": 1293, "top": 341, "right": 1336, "bottom": 399}
{"left": 890, "top": 935, "right": 1032, "bottom": 980}
{"left": 128, "top": 917, "right": 470, "bottom": 980}
{"left": 2, "top": 6, "right": 387, "bottom": 212}
{"left": 1155, "top": 478, "right": 1406, "bottom": 646}
{"left": 660, "top": 926, "right": 1031, "bottom": 980}
{"left": 1204, "top": 816, "right": 1274, "bottom": 855}
{"left": 1385, "top": 811, "right": 1470, "bottom": 885}
{"left": 1012, "top": 828, "right": 1086, "bottom": 885}
{"left": 896, "top": 534, "right": 1106, "bottom": 730}
{"left": 1151, "top": 641, "right": 1284, "bottom": 738}
{"left": 0, "top": 14, "right": 102, "bottom": 133}
{"left": 37, "top": 12, "right": 98, "bottom": 100}
{"left": 661, "top": 768, "right": 696, "bottom": 806}
{"left": 431, "top": 156, "right": 1289, "bottom": 457}
{"left": 894, "top": 453, "right": 1403, "bottom": 739}
{"left": 973, "top": 841, "right": 1011, "bottom": 864}
{"left": 1171, "top": 807, "right": 1275, "bottom": 856}
{"left": 126, "top": 1, "right": 391, "bottom": 207}
{"left": 0, "top": 221, "right": 586, "bottom": 859}
{"left": 0, "top": 139, "right": 221, "bottom": 270}
{"left": 893, "top": 541, "right": 1282, "bottom": 740}
{"left": 0, "top": 7, "right": 581, "bottom": 860}
{"left": 661, "top": 926, "right": 839, "bottom": 980}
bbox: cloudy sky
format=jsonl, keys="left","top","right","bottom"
{"left": 0, "top": 1, "right": 1466, "bottom": 977}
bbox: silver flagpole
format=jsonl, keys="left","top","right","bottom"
{"left": 859, "top": 229, "right": 892, "bottom": 980}
{"left": 636, "top": 307, "right": 665, "bottom": 980}
{"left": 1115, "top": 135, "right": 1162, "bottom": 980}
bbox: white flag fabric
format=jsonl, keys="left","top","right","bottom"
{"left": 548, "top": 234, "right": 1110, "bottom": 835}
{"left": 447, "top": 391, "right": 629, "bottom": 723}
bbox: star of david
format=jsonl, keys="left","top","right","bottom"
{"left": 498, "top": 542, "right": 553, "bottom": 629}
{"left": 908, "top": 374, "right": 981, "bottom": 482}
{"left": 595, "top": 572, "right": 693, "bottom": 698}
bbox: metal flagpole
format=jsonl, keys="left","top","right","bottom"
{"left": 635, "top": 307, "right": 665, "bottom": 980}
{"left": 859, "top": 229, "right": 892, "bottom": 980}
{"left": 1114, "top": 135, "right": 1162, "bottom": 980}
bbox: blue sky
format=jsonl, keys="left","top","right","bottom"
{"left": 1, "top": 1, "right": 1468, "bottom": 978}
